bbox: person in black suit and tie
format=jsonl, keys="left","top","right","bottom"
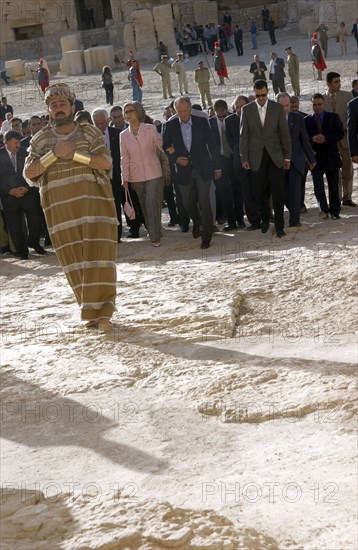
{"left": 240, "top": 79, "right": 291, "bottom": 237}
{"left": 0, "top": 131, "right": 44, "bottom": 259}
{"left": 305, "top": 93, "right": 344, "bottom": 220}
{"left": 226, "top": 95, "right": 261, "bottom": 230}
{"left": 92, "top": 108, "right": 140, "bottom": 240}
{"left": 347, "top": 96, "right": 358, "bottom": 163}
{"left": 162, "top": 96, "right": 221, "bottom": 249}
{"left": 269, "top": 52, "right": 286, "bottom": 94}
{"left": 276, "top": 93, "right": 316, "bottom": 227}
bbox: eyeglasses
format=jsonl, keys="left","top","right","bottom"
{"left": 124, "top": 109, "right": 136, "bottom": 114}
{"left": 255, "top": 93, "right": 267, "bottom": 98}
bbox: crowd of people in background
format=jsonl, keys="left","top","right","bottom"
{"left": 1, "top": 14, "right": 358, "bottom": 265}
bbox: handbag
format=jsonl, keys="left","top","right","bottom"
{"left": 124, "top": 188, "right": 136, "bottom": 220}
{"left": 156, "top": 147, "right": 171, "bottom": 185}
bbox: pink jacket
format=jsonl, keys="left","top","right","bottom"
{"left": 120, "top": 123, "right": 164, "bottom": 182}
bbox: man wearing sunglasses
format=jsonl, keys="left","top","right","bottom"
{"left": 240, "top": 79, "right": 291, "bottom": 238}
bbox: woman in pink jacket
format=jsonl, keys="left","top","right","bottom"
{"left": 120, "top": 102, "right": 164, "bottom": 246}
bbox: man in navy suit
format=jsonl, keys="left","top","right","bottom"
{"left": 209, "top": 99, "right": 238, "bottom": 231}
{"left": 277, "top": 93, "right": 316, "bottom": 227}
{"left": 305, "top": 93, "right": 344, "bottom": 220}
{"left": 163, "top": 96, "right": 221, "bottom": 249}
{"left": 347, "top": 96, "right": 358, "bottom": 163}
{"left": 225, "top": 94, "right": 261, "bottom": 230}
{"left": 0, "top": 131, "right": 44, "bottom": 259}
{"left": 92, "top": 108, "right": 140, "bottom": 240}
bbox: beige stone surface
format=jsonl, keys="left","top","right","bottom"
{"left": 1, "top": 29, "right": 357, "bottom": 550}
{"left": 132, "top": 9, "right": 158, "bottom": 63}
{"left": 153, "top": 5, "right": 177, "bottom": 58}
{"left": 60, "top": 34, "right": 80, "bottom": 54}
{"left": 60, "top": 51, "right": 85, "bottom": 76}
{"left": 84, "top": 45, "right": 114, "bottom": 73}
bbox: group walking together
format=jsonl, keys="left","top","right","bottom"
{"left": 1, "top": 23, "right": 358, "bottom": 329}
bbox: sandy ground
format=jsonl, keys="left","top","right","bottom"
{"left": 1, "top": 29, "right": 357, "bottom": 550}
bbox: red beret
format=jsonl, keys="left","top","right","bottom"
{"left": 312, "top": 33, "right": 318, "bottom": 39}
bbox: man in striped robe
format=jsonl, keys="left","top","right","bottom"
{"left": 24, "top": 83, "right": 118, "bottom": 330}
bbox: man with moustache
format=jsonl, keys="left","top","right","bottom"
{"left": 24, "top": 83, "right": 118, "bottom": 330}
{"left": 240, "top": 79, "right": 291, "bottom": 238}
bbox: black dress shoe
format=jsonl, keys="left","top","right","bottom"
{"left": 246, "top": 224, "right": 260, "bottom": 231}
{"left": 276, "top": 229, "right": 286, "bottom": 238}
{"left": 181, "top": 224, "right": 189, "bottom": 233}
{"left": 14, "top": 252, "right": 29, "bottom": 260}
{"left": 222, "top": 223, "right": 237, "bottom": 231}
{"left": 127, "top": 231, "right": 139, "bottom": 238}
{"left": 237, "top": 220, "right": 246, "bottom": 229}
{"left": 330, "top": 214, "right": 341, "bottom": 220}
{"left": 32, "top": 245, "right": 47, "bottom": 255}
{"left": 0, "top": 245, "right": 12, "bottom": 254}
{"left": 261, "top": 223, "right": 270, "bottom": 233}
{"left": 289, "top": 222, "right": 302, "bottom": 227}
{"left": 342, "top": 200, "right": 356, "bottom": 207}
{"left": 167, "top": 219, "right": 179, "bottom": 227}
{"left": 192, "top": 225, "right": 201, "bottom": 239}
{"left": 200, "top": 240, "right": 210, "bottom": 249}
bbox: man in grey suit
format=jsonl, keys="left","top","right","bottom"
{"left": 240, "top": 79, "right": 291, "bottom": 237}
{"left": 323, "top": 71, "right": 355, "bottom": 207}
{"left": 277, "top": 93, "right": 316, "bottom": 227}
{"left": 269, "top": 52, "right": 286, "bottom": 94}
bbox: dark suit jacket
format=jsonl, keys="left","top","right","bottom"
{"left": 249, "top": 61, "right": 267, "bottom": 82}
{"left": 269, "top": 58, "right": 285, "bottom": 81}
{"left": 209, "top": 116, "right": 224, "bottom": 156}
{"left": 304, "top": 111, "right": 344, "bottom": 171}
{"left": 287, "top": 112, "right": 315, "bottom": 175}
{"left": 0, "top": 147, "right": 30, "bottom": 197}
{"left": 107, "top": 126, "right": 121, "bottom": 186}
{"left": 225, "top": 113, "right": 240, "bottom": 156}
{"left": 21, "top": 135, "right": 31, "bottom": 150}
{"left": 240, "top": 100, "right": 291, "bottom": 171}
{"left": 162, "top": 115, "right": 220, "bottom": 182}
{"left": 234, "top": 29, "right": 243, "bottom": 43}
{"left": 347, "top": 96, "right": 358, "bottom": 157}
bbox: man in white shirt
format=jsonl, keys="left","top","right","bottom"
{"left": 240, "top": 79, "right": 291, "bottom": 237}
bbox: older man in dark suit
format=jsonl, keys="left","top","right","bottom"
{"left": 240, "top": 79, "right": 291, "bottom": 237}
{"left": 163, "top": 96, "right": 221, "bottom": 249}
{"left": 347, "top": 96, "right": 358, "bottom": 163}
{"left": 305, "top": 93, "right": 344, "bottom": 220}
{"left": 92, "top": 108, "right": 140, "bottom": 240}
{"left": 276, "top": 92, "right": 316, "bottom": 227}
{"left": 0, "top": 130, "right": 44, "bottom": 259}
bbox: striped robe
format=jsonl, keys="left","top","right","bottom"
{"left": 24, "top": 123, "right": 118, "bottom": 321}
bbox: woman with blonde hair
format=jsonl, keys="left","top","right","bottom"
{"left": 337, "top": 22, "right": 349, "bottom": 55}
{"left": 120, "top": 102, "right": 165, "bottom": 246}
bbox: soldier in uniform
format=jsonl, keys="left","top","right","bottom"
{"left": 171, "top": 52, "right": 189, "bottom": 95}
{"left": 194, "top": 61, "right": 212, "bottom": 110}
{"left": 154, "top": 55, "right": 174, "bottom": 100}
{"left": 311, "top": 33, "right": 327, "bottom": 81}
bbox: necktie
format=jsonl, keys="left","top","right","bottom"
{"left": 10, "top": 153, "right": 16, "bottom": 170}
{"left": 330, "top": 92, "right": 336, "bottom": 112}
{"left": 316, "top": 117, "right": 322, "bottom": 133}
{"left": 221, "top": 123, "right": 232, "bottom": 157}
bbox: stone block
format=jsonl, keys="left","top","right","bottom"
{"left": 84, "top": 45, "right": 114, "bottom": 73}
{"left": 153, "top": 5, "right": 177, "bottom": 57}
{"left": 132, "top": 9, "right": 158, "bottom": 63}
{"left": 61, "top": 50, "right": 86, "bottom": 76}
{"left": 61, "top": 34, "right": 80, "bottom": 53}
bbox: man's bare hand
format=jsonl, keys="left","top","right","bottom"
{"left": 176, "top": 156, "right": 190, "bottom": 166}
{"left": 242, "top": 161, "right": 250, "bottom": 170}
{"left": 351, "top": 155, "right": 358, "bottom": 164}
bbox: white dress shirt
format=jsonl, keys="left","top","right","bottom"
{"left": 256, "top": 100, "right": 268, "bottom": 126}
